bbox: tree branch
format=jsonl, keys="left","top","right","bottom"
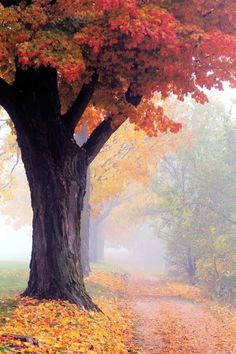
{"left": 83, "top": 116, "right": 126, "bottom": 164}
{"left": 63, "top": 73, "right": 98, "bottom": 134}
{"left": 83, "top": 89, "right": 142, "bottom": 164}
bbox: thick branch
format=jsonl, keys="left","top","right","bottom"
{"left": 63, "top": 74, "right": 98, "bottom": 134}
{"left": 83, "top": 90, "right": 142, "bottom": 163}
{"left": 83, "top": 116, "right": 126, "bottom": 164}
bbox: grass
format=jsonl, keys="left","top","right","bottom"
{"left": 0, "top": 261, "right": 123, "bottom": 299}
{"left": 0, "top": 262, "right": 28, "bottom": 298}
{"left": 0, "top": 261, "right": 29, "bottom": 347}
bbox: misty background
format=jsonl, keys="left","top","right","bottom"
{"left": 0, "top": 86, "right": 236, "bottom": 304}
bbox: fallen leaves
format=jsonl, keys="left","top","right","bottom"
{"left": 126, "top": 273, "right": 207, "bottom": 303}
{"left": 126, "top": 273, "right": 236, "bottom": 354}
{"left": 87, "top": 270, "right": 126, "bottom": 295}
{"left": 1, "top": 270, "right": 235, "bottom": 353}
{"left": 0, "top": 270, "right": 135, "bottom": 353}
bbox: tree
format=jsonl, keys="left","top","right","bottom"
{"left": 0, "top": 0, "right": 235, "bottom": 309}
{"left": 150, "top": 98, "right": 236, "bottom": 302}
{"left": 89, "top": 120, "right": 180, "bottom": 261}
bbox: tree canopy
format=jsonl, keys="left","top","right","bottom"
{"left": 148, "top": 98, "right": 236, "bottom": 303}
{"left": 1, "top": 0, "right": 235, "bottom": 143}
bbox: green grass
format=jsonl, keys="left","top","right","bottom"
{"left": 0, "top": 262, "right": 28, "bottom": 298}
{"left": 0, "top": 262, "right": 29, "bottom": 342}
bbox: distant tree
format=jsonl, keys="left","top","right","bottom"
{"left": 150, "top": 99, "right": 236, "bottom": 302}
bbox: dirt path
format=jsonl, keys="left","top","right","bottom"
{"left": 125, "top": 273, "right": 236, "bottom": 354}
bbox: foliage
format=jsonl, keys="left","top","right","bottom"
{"left": 90, "top": 120, "right": 181, "bottom": 220}
{"left": 0, "top": 117, "right": 180, "bottom": 235}
{"left": 0, "top": 132, "right": 18, "bottom": 202}
{"left": 1, "top": 0, "right": 236, "bottom": 135}
{"left": 150, "top": 98, "right": 236, "bottom": 303}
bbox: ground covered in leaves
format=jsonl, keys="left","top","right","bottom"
{"left": 0, "top": 267, "right": 136, "bottom": 353}
{"left": 126, "top": 273, "right": 236, "bottom": 354}
{"left": 0, "top": 264, "right": 235, "bottom": 353}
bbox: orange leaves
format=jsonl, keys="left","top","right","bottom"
{"left": 131, "top": 101, "right": 182, "bottom": 137}
{"left": 74, "top": 25, "right": 106, "bottom": 56}
{"left": 87, "top": 270, "right": 126, "bottom": 294}
{"left": 16, "top": 31, "right": 86, "bottom": 83}
{"left": 0, "top": 270, "right": 135, "bottom": 353}
{"left": 1, "top": 298, "right": 130, "bottom": 353}
{"left": 0, "top": 0, "right": 235, "bottom": 135}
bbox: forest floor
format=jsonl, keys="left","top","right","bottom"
{"left": 124, "top": 272, "right": 236, "bottom": 353}
{"left": 0, "top": 262, "right": 235, "bottom": 353}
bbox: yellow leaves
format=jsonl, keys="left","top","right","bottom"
{"left": 0, "top": 270, "right": 135, "bottom": 353}
{"left": 87, "top": 270, "right": 125, "bottom": 294}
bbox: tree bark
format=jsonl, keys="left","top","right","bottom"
{"left": 13, "top": 67, "right": 98, "bottom": 310}
{"left": 0, "top": 65, "right": 139, "bottom": 308}
{"left": 22, "top": 148, "right": 92, "bottom": 308}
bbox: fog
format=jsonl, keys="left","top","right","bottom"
{"left": 0, "top": 217, "right": 31, "bottom": 262}
{"left": 105, "top": 224, "right": 166, "bottom": 273}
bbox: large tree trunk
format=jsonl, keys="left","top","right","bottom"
{"left": 13, "top": 67, "right": 98, "bottom": 310}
